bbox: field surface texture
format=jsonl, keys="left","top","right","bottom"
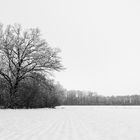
{"left": 0, "top": 106, "right": 140, "bottom": 140}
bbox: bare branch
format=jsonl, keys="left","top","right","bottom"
{"left": 0, "top": 70, "right": 12, "bottom": 87}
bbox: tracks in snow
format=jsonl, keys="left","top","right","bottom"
{"left": 0, "top": 106, "right": 140, "bottom": 140}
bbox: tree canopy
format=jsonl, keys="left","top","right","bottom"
{"left": 0, "top": 23, "right": 64, "bottom": 108}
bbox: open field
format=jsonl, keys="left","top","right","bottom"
{"left": 0, "top": 106, "right": 140, "bottom": 140}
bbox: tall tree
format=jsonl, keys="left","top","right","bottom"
{"left": 0, "top": 24, "right": 63, "bottom": 107}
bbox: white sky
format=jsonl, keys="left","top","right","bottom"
{"left": 0, "top": 0, "right": 140, "bottom": 95}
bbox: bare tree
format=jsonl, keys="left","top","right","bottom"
{"left": 0, "top": 24, "right": 63, "bottom": 107}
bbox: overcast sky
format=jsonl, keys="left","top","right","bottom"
{"left": 1, "top": 0, "right": 140, "bottom": 95}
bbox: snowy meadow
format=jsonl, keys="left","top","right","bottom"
{"left": 0, "top": 106, "right": 140, "bottom": 140}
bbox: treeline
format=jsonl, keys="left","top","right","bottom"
{"left": 61, "top": 90, "right": 140, "bottom": 105}
{"left": 1, "top": 76, "right": 140, "bottom": 108}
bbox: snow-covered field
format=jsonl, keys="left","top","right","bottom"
{"left": 0, "top": 106, "right": 140, "bottom": 140}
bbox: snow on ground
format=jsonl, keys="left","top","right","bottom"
{"left": 0, "top": 106, "right": 140, "bottom": 140}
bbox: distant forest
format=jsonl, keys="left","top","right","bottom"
{"left": 61, "top": 90, "right": 140, "bottom": 105}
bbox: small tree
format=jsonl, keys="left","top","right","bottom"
{"left": 0, "top": 24, "right": 63, "bottom": 108}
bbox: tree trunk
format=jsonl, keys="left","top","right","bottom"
{"left": 9, "top": 83, "right": 18, "bottom": 108}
